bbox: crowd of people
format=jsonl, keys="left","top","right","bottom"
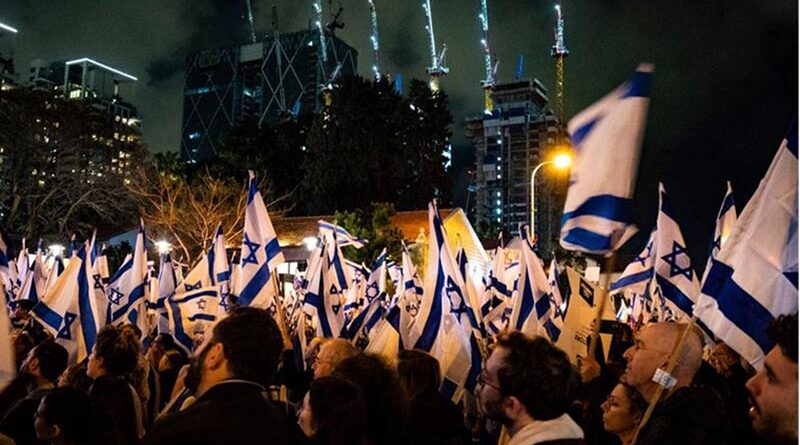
{"left": 0, "top": 300, "right": 796, "bottom": 445}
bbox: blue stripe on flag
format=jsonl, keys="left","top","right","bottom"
{"left": 112, "top": 283, "right": 147, "bottom": 321}
{"left": 701, "top": 259, "right": 776, "bottom": 354}
{"left": 655, "top": 275, "right": 694, "bottom": 317}
{"left": 440, "top": 378, "right": 458, "bottom": 400}
{"left": 720, "top": 192, "right": 736, "bottom": 217}
{"left": 188, "top": 314, "right": 216, "bottom": 322}
{"left": 247, "top": 178, "right": 258, "bottom": 205}
{"left": 561, "top": 195, "right": 631, "bottom": 224}
{"left": 610, "top": 268, "right": 653, "bottom": 291}
{"left": 658, "top": 190, "right": 682, "bottom": 223}
{"left": 264, "top": 238, "right": 282, "bottom": 265}
{"left": 787, "top": 122, "right": 798, "bottom": 157}
{"left": 622, "top": 70, "right": 653, "bottom": 98}
{"left": 570, "top": 116, "right": 601, "bottom": 149}
{"left": 414, "top": 267, "right": 444, "bottom": 352}
{"left": 535, "top": 295, "right": 551, "bottom": 320}
{"left": 32, "top": 302, "right": 62, "bottom": 331}
{"left": 515, "top": 277, "right": 535, "bottom": 331}
{"left": 237, "top": 262, "right": 272, "bottom": 306}
{"left": 561, "top": 227, "right": 614, "bottom": 252}
{"left": 77, "top": 258, "right": 97, "bottom": 354}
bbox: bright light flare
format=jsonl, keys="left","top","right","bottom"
{"left": 553, "top": 153, "right": 572, "bottom": 169}
{"left": 155, "top": 240, "right": 172, "bottom": 254}
{"left": 48, "top": 244, "right": 65, "bottom": 257}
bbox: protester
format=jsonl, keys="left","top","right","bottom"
{"left": 312, "top": 338, "right": 359, "bottom": 379}
{"left": 120, "top": 324, "right": 159, "bottom": 426}
{"left": 600, "top": 383, "right": 646, "bottom": 445}
{"left": 87, "top": 324, "right": 144, "bottom": 445}
{"left": 333, "top": 353, "right": 408, "bottom": 445}
{"left": 34, "top": 387, "right": 100, "bottom": 445}
{"left": 745, "top": 313, "right": 797, "bottom": 445}
{"left": 143, "top": 307, "right": 308, "bottom": 444}
{"left": 621, "top": 322, "right": 730, "bottom": 444}
{"left": 700, "top": 342, "right": 756, "bottom": 443}
{"left": 156, "top": 350, "right": 187, "bottom": 409}
{"left": 475, "top": 331, "right": 584, "bottom": 445}
{"left": 397, "top": 349, "right": 468, "bottom": 445}
{"left": 297, "top": 377, "right": 367, "bottom": 445}
{"left": 0, "top": 339, "right": 68, "bottom": 445}
{"left": 57, "top": 364, "right": 93, "bottom": 393}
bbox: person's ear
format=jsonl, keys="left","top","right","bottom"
{"left": 204, "top": 342, "right": 226, "bottom": 371}
{"left": 503, "top": 395, "right": 525, "bottom": 422}
{"left": 41, "top": 423, "right": 60, "bottom": 440}
{"left": 29, "top": 357, "right": 40, "bottom": 374}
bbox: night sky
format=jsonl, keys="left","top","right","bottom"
{"left": 2, "top": 0, "right": 797, "bottom": 264}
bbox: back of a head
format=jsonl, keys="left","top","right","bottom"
{"left": 59, "top": 363, "right": 93, "bottom": 392}
{"left": 212, "top": 306, "right": 282, "bottom": 387}
{"left": 94, "top": 324, "right": 141, "bottom": 376}
{"left": 309, "top": 377, "right": 367, "bottom": 445}
{"left": 40, "top": 387, "right": 97, "bottom": 444}
{"left": 34, "top": 339, "right": 69, "bottom": 384}
{"left": 333, "top": 353, "right": 409, "bottom": 444}
{"left": 495, "top": 332, "right": 579, "bottom": 421}
{"left": 397, "top": 349, "right": 441, "bottom": 400}
{"left": 323, "top": 338, "right": 359, "bottom": 366}
{"left": 769, "top": 313, "right": 798, "bottom": 363}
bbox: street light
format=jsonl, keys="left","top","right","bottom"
{"left": 530, "top": 152, "right": 572, "bottom": 238}
{"left": 155, "top": 240, "right": 172, "bottom": 255}
{"left": 48, "top": 244, "right": 65, "bottom": 257}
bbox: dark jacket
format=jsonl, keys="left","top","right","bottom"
{"left": 143, "top": 380, "right": 308, "bottom": 445}
{"left": 0, "top": 388, "right": 49, "bottom": 445}
{"left": 637, "top": 385, "right": 731, "bottom": 445}
{"left": 406, "top": 389, "right": 469, "bottom": 445}
{"left": 89, "top": 375, "right": 142, "bottom": 445}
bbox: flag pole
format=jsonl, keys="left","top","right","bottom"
{"left": 587, "top": 252, "right": 616, "bottom": 360}
{"left": 632, "top": 314, "right": 699, "bottom": 443}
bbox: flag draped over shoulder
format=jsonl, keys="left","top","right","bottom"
{"left": 697, "top": 127, "right": 798, "bottom": 369}
{"left": 560, "top": 64, "right": 653, "bottom": 254}
{"left": 234, "top": 171, "right": 284, "bottom": 310}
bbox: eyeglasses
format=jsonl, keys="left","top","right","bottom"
{"left": 477, "top": 369, "right": 501, "bottom": 391}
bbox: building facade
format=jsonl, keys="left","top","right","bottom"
{"left": 180, "top": 29, "right": 358, "bottom": 163}
{"left": 466, "top": 79, "right": 567, "bottom": 254}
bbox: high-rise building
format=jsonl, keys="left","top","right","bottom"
{"left": 180, "top": 29, "right": 357, "bottom": 163}
{"left": 466, "top": 78, "right": 566, "bottom": 254}
{"left": 0, "top": 21, "right": 18, "bottom": 89}
{"left": 28, "top": 57, "right": 141, "bottom": 180}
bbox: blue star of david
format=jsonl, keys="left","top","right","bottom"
{"left": 365, "top": 283, "right": 379, "bottom": 301}
{"left": 92, "top": 274, "right": 104, "bottom": 290}
{"left": 241, "top": 233, "right": 260, "bottom": 266}
{"left": 196, "top": 298, "right": 207, "bottom": 310}
{"left": 329, "top": 285, "right": 340, "bottom": 295}
{"left": 57, "top": 312, "right": 77, "bottom": 340}
{"left": 635, "top": 241, "right": 654, "bottom": 267}
{"left": 108, "top": 288, "right": 124, "bottom": 305}
{"left": 184, "top": 281, "right": 202, "bottom": 291}
{"left": 445, "top": 277, "right": 468, "bottom": 317}
{"left": 661, "top": 241, "right": 694, "bottom": 280}
{"left": 219, "top": 295, "right": 229, "bottom": 312}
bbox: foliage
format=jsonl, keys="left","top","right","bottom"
{"left": 0, "top": 87, "right": 142, "bottom": 239}
{"left": 333, "top": 203, "right": 404, "bottom": 266}
{"left": 301, "top": 76, "right": 452, "bottom": 215}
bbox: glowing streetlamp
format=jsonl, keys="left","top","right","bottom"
{"left": 303, "top": 237, "right": 318, "bottom": 252}
{"left": 530, "top": 152, "right": 572, "bottom": 237}
{"left": 48, "top": 244, "right": 65, "bottom": 257}
{"left": 154, "top": 240, "right": 172, "bottom": 255}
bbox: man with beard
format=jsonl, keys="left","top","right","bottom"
{"left": 476, "top": 331, "right": 585, "bottom": 445}
{"left": 143, "top": 307, "right": 308, "bottom": 445}
{"left": 621, "top": 322, "right": 730, "bottom": 445}
{"left": 745, "top": 313, "right": 797, "bottom": 445}
{"left": 0, "top": 339, "right": 68, "bottom": 445}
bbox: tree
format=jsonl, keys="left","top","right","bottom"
{"left": 0, "top": 87, "right": 141, "bottom": 239}
{"left": 301, "top": 76, "right": 453, "bottom": 215}
{"left": 333, "top": 203, "right": 405, "bottom": 266}
{"left": 127, "top": 164, "right": 287, "bottom": 263}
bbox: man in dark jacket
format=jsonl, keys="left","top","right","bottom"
{"left": 143, "top": 307, "right": 308, "bottom": 445}
{"left": 622, "top": 322, "right": 731, "bottom": 445}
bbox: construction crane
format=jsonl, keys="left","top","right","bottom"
{"left": 313, "top": 1, "right": 328, "bottom": 63}
{"left": 551, "top": 4, "right": 569, "bottom": 125}
{"left": 422, "top": 0, "right": 449, "bottom": 92}
{"left": 367, "top": 0, "right": 381, "bottom": 80}
{"left": 245, "top": 0, "right": 257, "bottom": 43}
{"left": 478, "top": 0, "right": 498, "bottom": 114}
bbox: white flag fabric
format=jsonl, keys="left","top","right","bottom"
{"left": 702, "top": 182, "right": 737, "bottom": 282}
{"left": 560, "top": 64, "right": 653, "bottom": 254}
{"left": 653, "top": 183, "right": 700, "bottom": 320}
{"left": 697, "top": 128, "right": 798, "bottom": 369}
{"left": 611, "top": 230, "right": 656, "bottom": 294}
{"left": 107, "top": 221, "right": 148, "bottom": 332}
{"left": 0, "top": 288, "right": 15, "bottom": 392}
{"left": 318, "top": 220, "right": 367, "bottom": 249}
{"left": 303, "top": 237, "right": 347, "bottom": 338}
{"left": 166, "top": 286, "right": 221, "bottom": 353}
{"left": 155, "top": 254, "right": 177, "bottom": 334}
{"left": 234, "top": 171, "right": 285, "bottom": 310}
{"left": 509, "top": 226, "right": 552, "bottom": 337}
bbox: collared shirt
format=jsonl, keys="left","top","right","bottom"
{"left": 508, "top": 414, "right": 584, "bottom": 445}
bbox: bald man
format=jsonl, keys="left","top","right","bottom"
{"left": 622, "top": 322, "right": 731, "bottom": 445}
{"left": 312, "top": 339, "right": 359, "bottom": 379}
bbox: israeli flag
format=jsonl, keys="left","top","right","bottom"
{"left": 178, "top": 255, "right": 211, "bottom": 294}
{"left": 560, "top": 64, "right": 653, "bottom": 254}
{"left": 166, "top": 286, "right": 220, "bottom": 353}
{"left": 611, "top": 229, "right": 656, "bottom": 293}
{"left": 17, "top": 247, "right": 46, "bottom": 304}
{"left": 509, "top": 225, "right": 553, "bottom": 337}
{"left": 364, "top": 249, "right": 387, "bottom": 307}
{"left": 318, "top": 220, "right": 367, "bottom": 249}
{"left": 154, "top": 254, "right": 177, "bottom": 334}
{"left": 480, "top": 246, "right": 510, "bottom": 330}
{"left": 0, "top": 287, "right": 14, "bottom": 391}
{"left": 85, "top": 233, "right": 109, "bottom": 328}
{"left": 343, "top": 263, "right": 368, "bottom": 318}
{"left": 697, "top": 127, "right": 797, "bottom": 369}
{"left": 208, "top": 224, "right": 231, "bottom": 287}
{"left": 548, "top": 258, "right": 565, "bottom": 314}
{"left": 702, "top": 182, "right": 737, "bottom": 281}
{"left": 0, "top": 229, "right": 10, "bottom": 298}
{"left": 234, "top": 171, "right": 285, "bottom": 309}
{"left": 398, "top": 247, "right": 423, "bottom": 347}
{"left": 653, "top": 183, "right": 699, "bottom": 320}
{"left": 107, "top": 220, "right": 149, "bottom": 331}
{"left": 31, "top": 245, "right": 97, "bottom": 364}
{"left": 303, "top": 239, "right": 346, "bottom": 338}
{"left": 455, "top": 246, "right": 485, "bottom": 332}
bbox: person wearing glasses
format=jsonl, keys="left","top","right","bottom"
{"left": 475, "top": 331, "right": 585, "bottom": 445}
{"left": 312, "top": 339, "right": 359, "bottom": 380}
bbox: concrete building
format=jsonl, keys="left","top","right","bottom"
{"left": 466, "top": 78, "right": 567, "bottom": 254}
{"left": 180, "top": 29, "right": 358, "bottom": 163}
